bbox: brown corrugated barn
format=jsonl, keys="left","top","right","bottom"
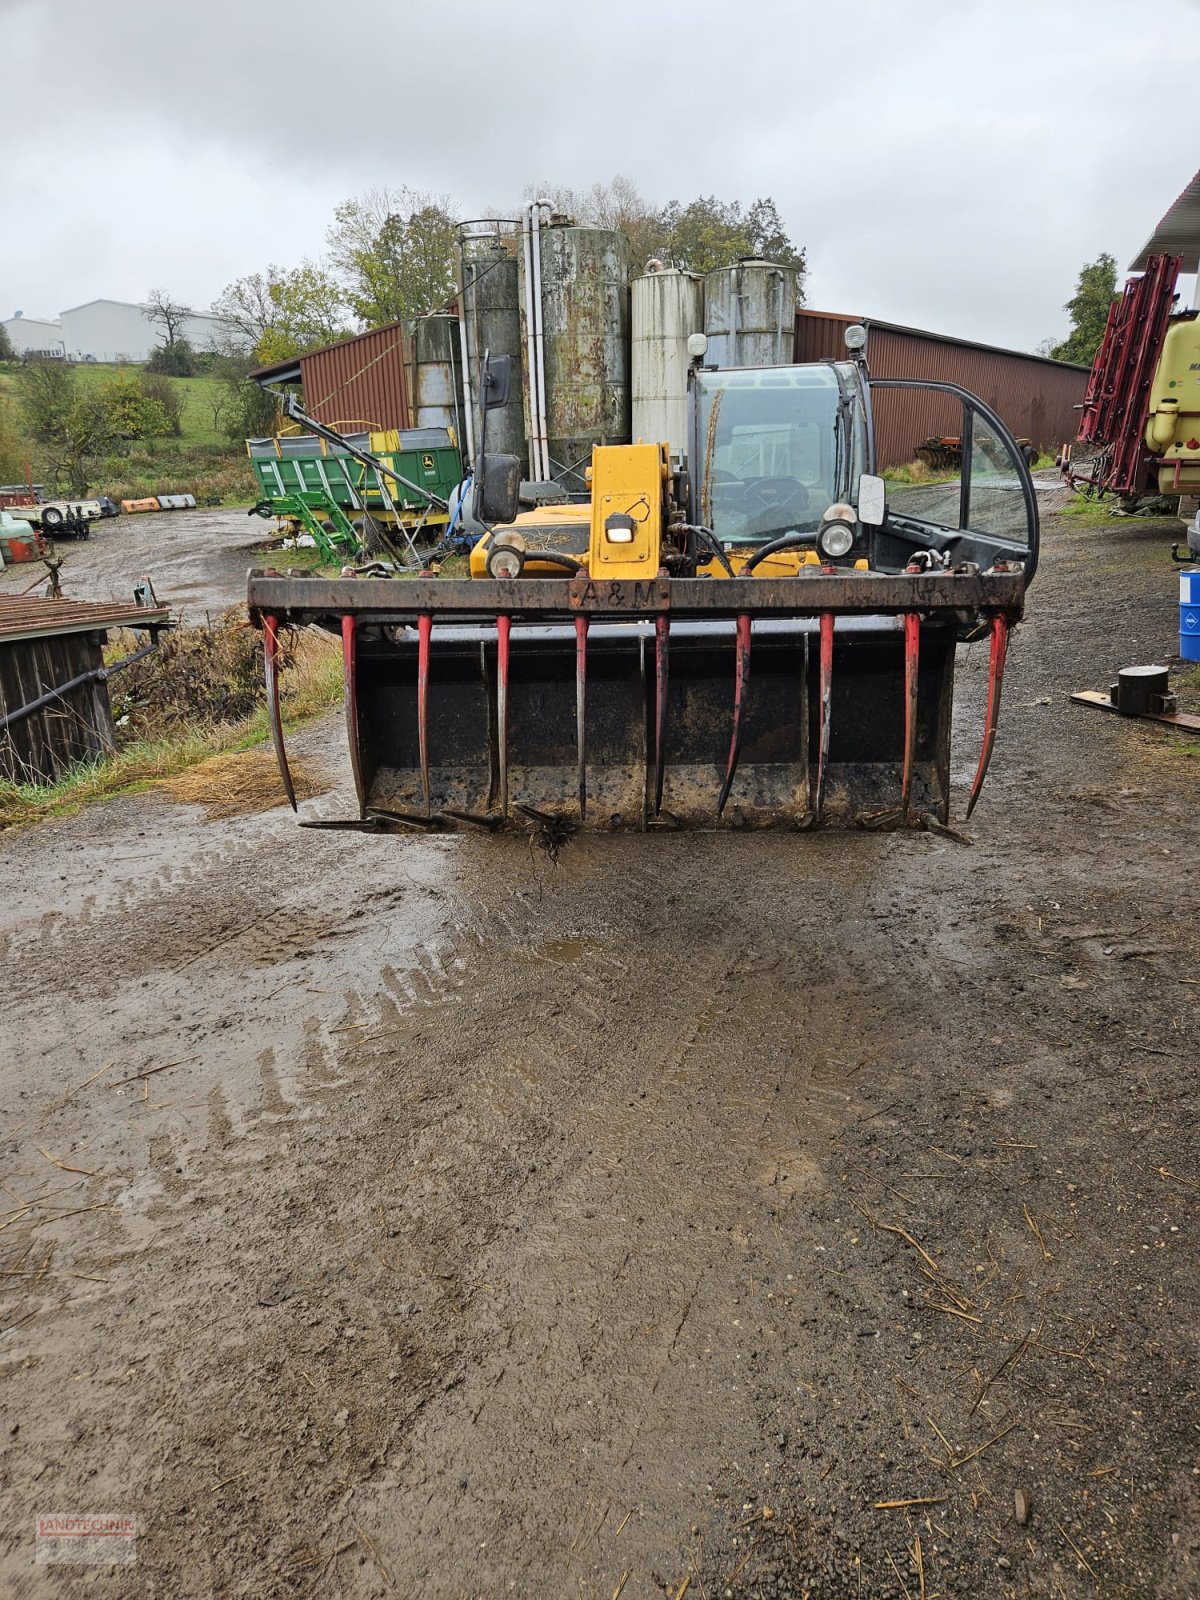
{"left": 251, "top": 322, "right": 411, "bottom": 432}
{"left": 795, "top": 310, "right": 1089, "bottom": 469}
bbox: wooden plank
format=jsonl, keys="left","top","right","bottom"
{"left": 1071, "top": 689, "right": 1200, "bottom": 732}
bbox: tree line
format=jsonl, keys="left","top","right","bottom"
{"left": 208, "top": 178, "right": 806, "bottom": 366}
{"left": 0, "top": 179, "right": 1126, "bottom": 498}
{"left": 0, "top": 178, "right": 806, "bottom": 493}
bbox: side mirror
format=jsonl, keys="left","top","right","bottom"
{"left": 475, "top": 453, "right": 521, "bottom": 525}
{"left": 481, "top": 353, "right": 512, "bottom": 411}
{"left": 857, "top": 473, "right": 886, "bottom": 527}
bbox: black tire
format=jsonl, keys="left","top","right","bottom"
{"left": 40, "top": 505, "right": 64, "bottom": 530}
{"left": 354, "top": 515, "right": 389, "bottom": 557}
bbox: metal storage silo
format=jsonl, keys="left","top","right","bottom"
{"left": 412, "top": 314, "right": 465, "bottom": 442}
{"left": 459, "top": 223, "right": 527, "bottom": 472}
{"left": 631, "top": 266, "right": 704, "bottom": 458}
{"left": 526, "top": 223, "right": 632, "bottom": 491}
{"left": 704, "top": 259, "right": 800, "bottom": 368}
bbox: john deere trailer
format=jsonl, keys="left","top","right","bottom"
{"left": 248, "top": 404, "right": 462, "bottom": 566}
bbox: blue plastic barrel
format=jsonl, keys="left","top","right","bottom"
{"left": 1182, "top": 570, "right": 1200, "bottom": 662}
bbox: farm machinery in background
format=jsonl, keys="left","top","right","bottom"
{"left": 914, "top": 435, "right": 1036, "bottom": 474}
{"left": 1062, "top": 252, "right": 1200, "bottom": 556}
{"left": 246, "top": 396, "right": 463, "bottom": 569}
{"left": 249, "top": 332, "right": 1038, "bottom": 836}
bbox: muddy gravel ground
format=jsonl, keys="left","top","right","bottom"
{"left": 1, "top": 511, "right": 1198, "bottom": 1599}
{"left": 0, "top": 508, "right": 268, "bottom": 619}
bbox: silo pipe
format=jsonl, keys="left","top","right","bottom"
{"left": 520, "top": 209, "right": 541, "bottom": 478}
{"left": 530, "top": 199, "right": 552, "bottom": 480}
{"left": 455, "top": 238, "right": 476, "bottom": 463}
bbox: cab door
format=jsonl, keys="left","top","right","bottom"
{"left": 865, "top": 380, "right": 1040, "bottom": 580}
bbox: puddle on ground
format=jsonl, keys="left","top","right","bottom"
{"left": 537, "top": 937, "right": 590, "bottom": 964}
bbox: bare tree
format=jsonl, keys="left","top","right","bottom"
{"left": 522, "top": 175, "right": 662, "bottom": 269}
{"left": 145, "top": 288, "right": 191, "bottom": 349}
{"left": 145, "top": 288, "right": 197, "bottom": 376}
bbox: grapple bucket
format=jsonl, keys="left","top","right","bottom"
{"left": 248, "top": 571, "right": 1023, "bottom": 831}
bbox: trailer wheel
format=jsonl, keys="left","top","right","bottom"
{"left": 354, "top": 515, "right": 388, "bottom": 556}
{"left": 40, "top": 506, "right": 64, "bottom": 529}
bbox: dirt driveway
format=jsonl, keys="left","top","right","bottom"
{"left": 0, "top": 511, "right": 1197, "bottom": 1598}
{"left": 0, "top": 507, "right": 264, "bottom": 619}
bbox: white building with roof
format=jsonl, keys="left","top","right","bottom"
{"left": 2, "top": 299, "right": 236, "bottom": 363}
{"left": 58, "top": 300, "right": 233, "bottom": 363}
{"left": 2, "top": 313, "right": 66, "bottom": 358}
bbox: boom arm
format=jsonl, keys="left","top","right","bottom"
{"left": 278, "top": 393, "right": 449, "bottom": 512}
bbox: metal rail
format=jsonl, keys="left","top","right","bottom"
{"left": 248, "top": 570, "right": 1026, "bottom": 625}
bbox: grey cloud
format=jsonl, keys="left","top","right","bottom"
{"left": 4, "top": 0, "right": 1198, "bottom": 351}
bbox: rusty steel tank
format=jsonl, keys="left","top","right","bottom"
{"left": 525, "top": 222, "right": 632, "bottom": 491}
{"left": 459, "top": 224, "right": 527, "bottom": 472}
{"left": 411, "top": 314, "right": 466, "bottom": 441}
{"left": 703, "top": 258, "right": 801, "bottom": 369}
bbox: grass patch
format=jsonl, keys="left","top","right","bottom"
{"left": 1058, "top": 492, "right": 1122, "bottom": 525}
{"left": 884, "top": 458, "right": 958, "bottom": 486}
{"left": 258, "top": 542, "right": 341, "bottom": 574}
{"left": 102, "top": 445, "right": 256, "bottom": 506}
{"left": 0, "top": 621, "right": 343, "bottom": 830}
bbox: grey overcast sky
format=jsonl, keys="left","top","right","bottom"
{"left": 3, "top": 0, "right": 1197, "bottom": 352}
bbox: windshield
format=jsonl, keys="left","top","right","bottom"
{"left": 692, "top": 362, "right": 865, "bottom": 544}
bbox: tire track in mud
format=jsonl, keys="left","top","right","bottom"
{"left": 336, "top": 854, "right": 947, "bottom": 1597}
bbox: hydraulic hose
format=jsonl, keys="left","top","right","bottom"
{"left": 677, "top": 524, "right": 735, "bottom": 577}
{"left": 743, "top": 531, "right": 815, "bottom": 572}
{"left": 526, "top": 550, "right": 584, "bottom": 574}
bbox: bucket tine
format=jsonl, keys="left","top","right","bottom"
{"left": 965, "top": 613, "right": 1010, "bottom": 820}
{"left": 814, "top": 611, "right": 834, "bottom": 820}
{"left": 653, "top": 613, "right": 670, "bottom": 813}
{"left": 717, "top": 613, "right": 752, "bottom": 816}
{"left": 901, "top": 612, "right": 920, "bottom": 820}
{"left": 574, "top": 614, "right": 588, "bottom": 819}
{"left": 262, "top": 614, "right": 297, "bottom": 812}
{"left": 416, "top": 612, "right": 433, "bottom": 815}
{"left": 340, "top": 614, "right": 365, "bottom": 818}
{"left": 497, "top": 613, "right": 511, "bottom": 817}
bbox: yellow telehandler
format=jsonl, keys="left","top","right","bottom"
{"left": 248, "top": 330, "right": 1036, "bottom": 832}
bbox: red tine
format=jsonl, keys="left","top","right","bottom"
{"left": 340, "top": 615, "right": 366, "bottom": 818}
{"left": 574, "top": 614, "right": 588, "bottom": 820}
{"left": 496, "top": 613, "right": 511, "bottom": 817}
{"left": 901, "top": 612, "right": 920, "bottom": 821}
{"left": 965, "top": 613, "right": 1010, "bottom": 820}
{"left": 262, "top": 614, "right": 297, "bottom": 812}
{"left": 815, "top": 610, "right": 834, "bottom": 821}
{"left": 717, "top": 613, "right": 752, "bottom": 816}
{"left": 417, "top": 612, "right": 432, "bottom": 814}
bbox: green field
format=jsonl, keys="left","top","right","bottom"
{"left": 0, "top": 361, "right": 255, "bottom": 502}
{"left": 0, "top": 364, "right": 229, "bottom": 448}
